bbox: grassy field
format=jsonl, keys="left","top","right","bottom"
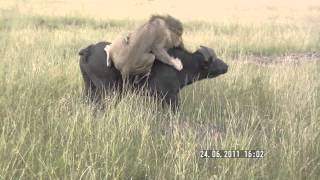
{"left": 0, "top": 0, "right": 320, "bottom": 179}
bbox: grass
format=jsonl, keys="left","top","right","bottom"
{"left": 0, "top": 1, "right": 320, "bottom": 179}
{"left": 1, "top": 14, "right": 319, "bottom": 57}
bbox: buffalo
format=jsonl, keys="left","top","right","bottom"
{"left": 79, "top": 41, "right": 228, "bottom": 111}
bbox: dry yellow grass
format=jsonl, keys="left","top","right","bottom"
{"left": 1, "top": 0, "right": 320, "bottom": 23}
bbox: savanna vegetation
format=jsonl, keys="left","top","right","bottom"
{"left": 0, "top": 0, "right": 319, "bottom": 179}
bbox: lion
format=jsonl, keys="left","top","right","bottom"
{"left": 104, "top": 15, "right": 184, "bottom": 80}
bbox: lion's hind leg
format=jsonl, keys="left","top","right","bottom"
{"left": 135, "top": 53, "right": 155, "bottom": 75}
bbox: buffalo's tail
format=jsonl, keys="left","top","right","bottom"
{"left": 79, "top": 45, "right": 92, "bottom": 63}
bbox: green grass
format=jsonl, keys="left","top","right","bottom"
{"left": 0, "top": 13, "right": 319, "bottom": 179}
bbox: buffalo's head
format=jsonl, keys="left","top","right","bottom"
{"left": 196, "top": 46, "right": 228, "bottom": 78}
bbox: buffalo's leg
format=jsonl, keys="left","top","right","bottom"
{"left": 80, "top": 65, "right": 98, "bottom": 102}
{"left": 164, "top": 93, "right": 180, "bottom": 112}
{"left": 81, "top": 67, "right": 110, "bottom": 105}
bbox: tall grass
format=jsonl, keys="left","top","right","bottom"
{"left": 0, "top": 11, "right": 319, "bottom": 180}
{"left": 1, "top": 13, "right": 320, "bottom": 57}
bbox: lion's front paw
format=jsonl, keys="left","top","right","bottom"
{"left": 172, "top": 58, "right": 183, "bottom": 71}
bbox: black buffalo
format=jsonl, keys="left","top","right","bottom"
{"left": 79, "top": 41, "right": 228, "bottom": 110}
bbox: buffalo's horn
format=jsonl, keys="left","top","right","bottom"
{"left": 207, "top": 48, "right": 217, "bottom": 58}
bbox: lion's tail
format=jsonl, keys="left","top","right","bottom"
{"left": 104, "top": 44, "right": 112, "bottom": 67}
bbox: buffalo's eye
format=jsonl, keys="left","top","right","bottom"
{"left": 201, "top": 60, "right": 211, "bottom": 70}
{"left": 205, "top": 57, "right": 213, "bottom": 64}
